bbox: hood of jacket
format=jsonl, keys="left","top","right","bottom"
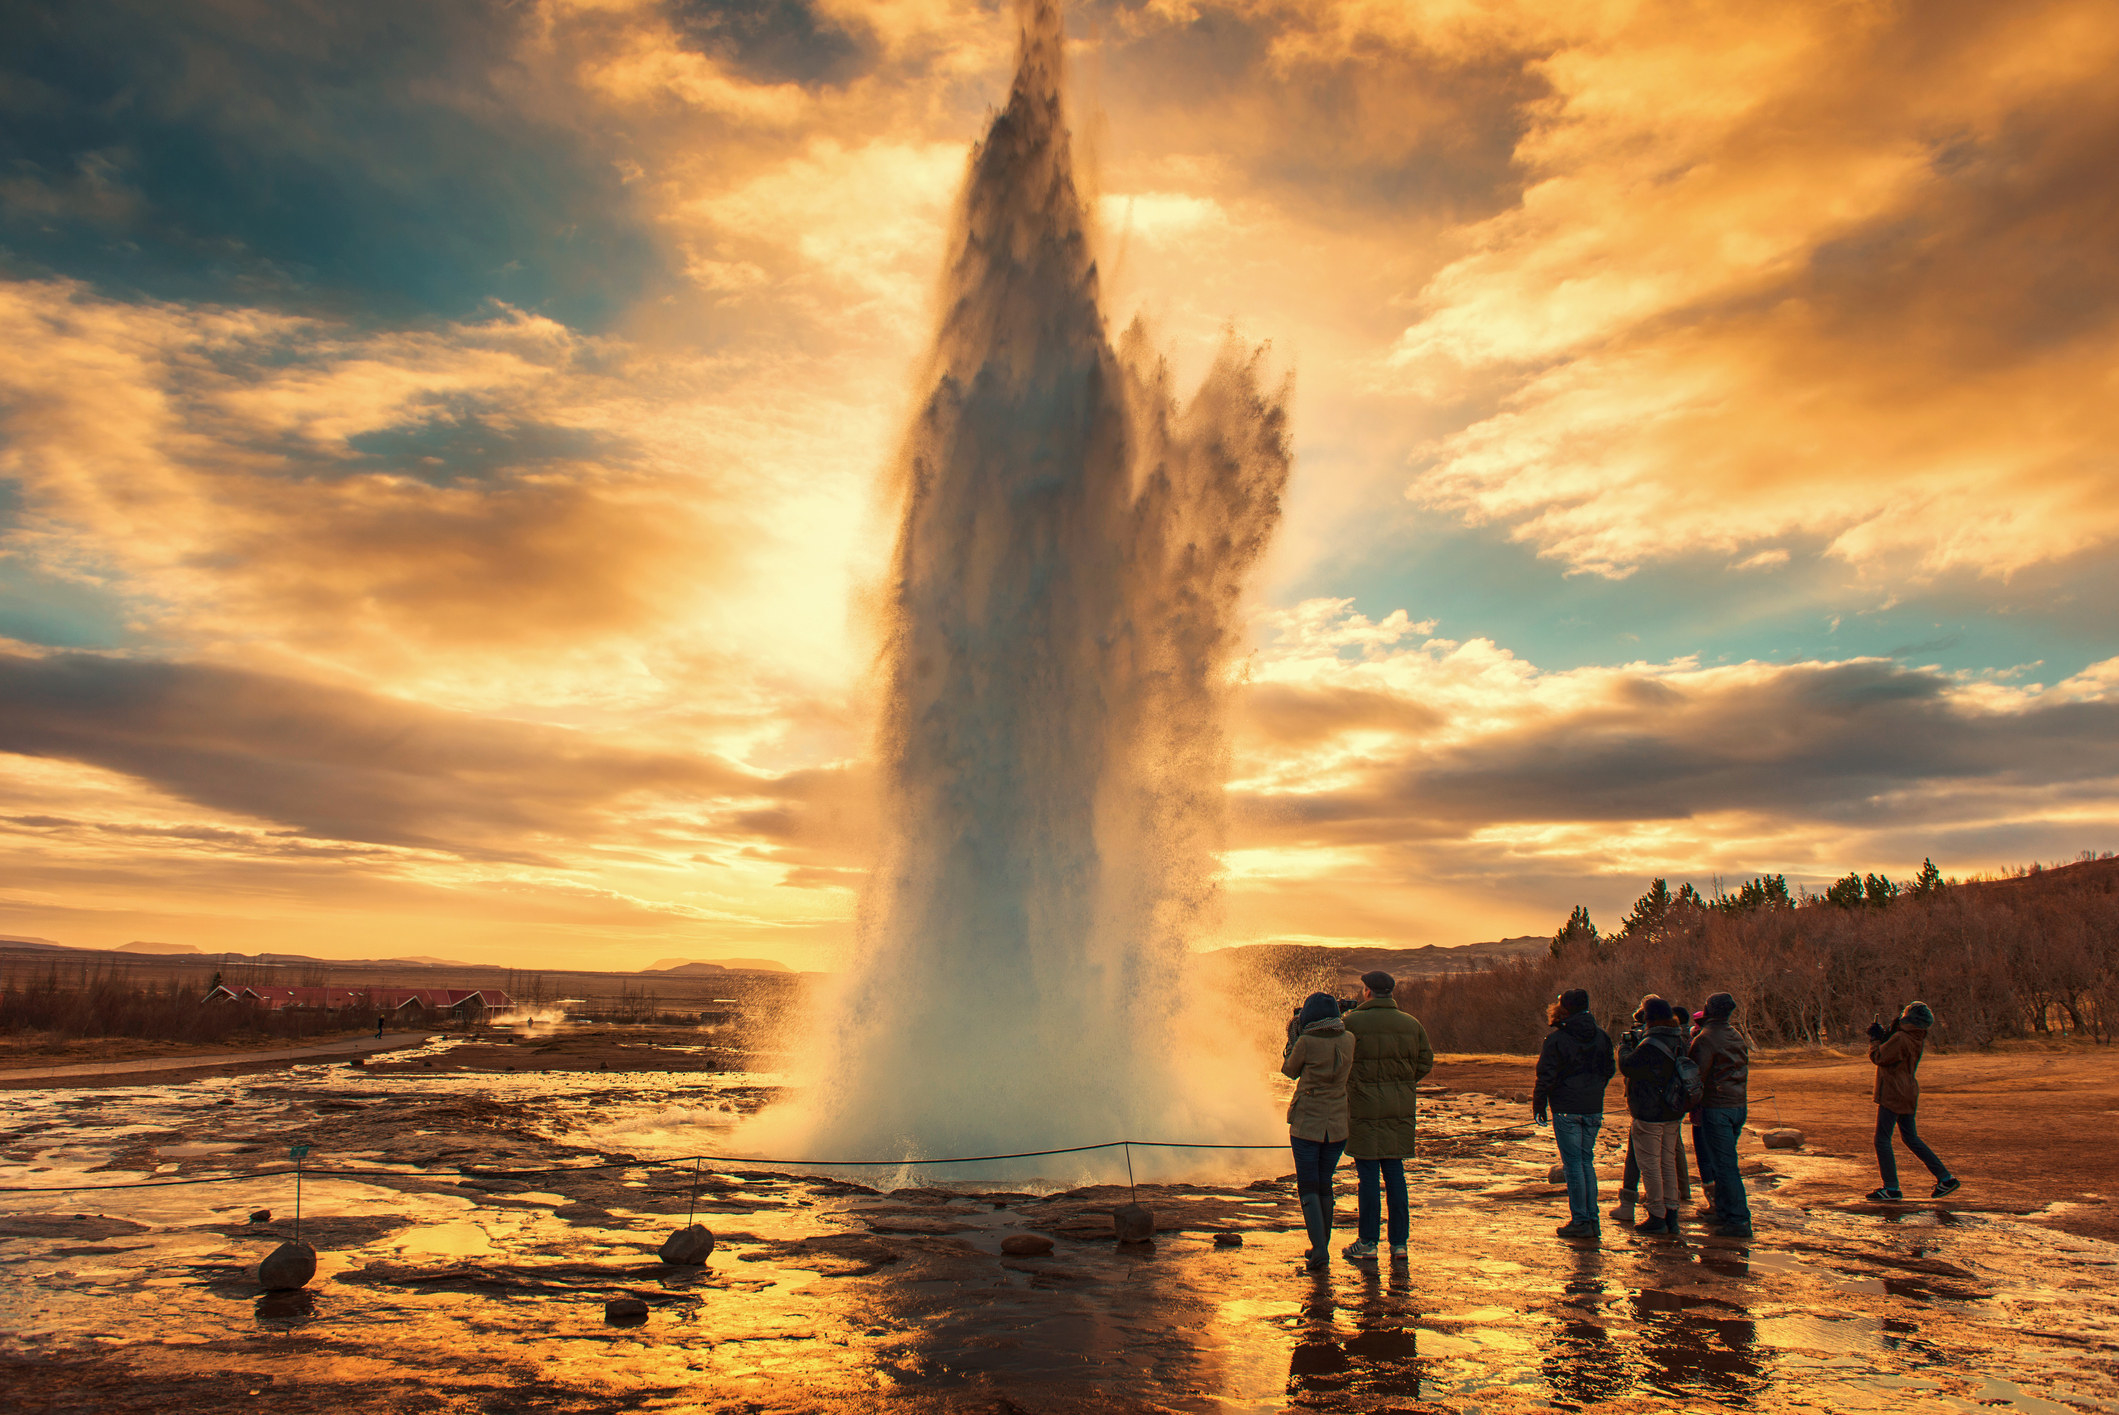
{"left": 1302, "top": 1017, "right": 1347, "bottom": 1037}
{"left": 1558, "top": 1011, "right": 1599, "bottom": 1042}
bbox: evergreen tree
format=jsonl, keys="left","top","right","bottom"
{"left": 1864, "top": 872, "right": 1898, "bottom": 908}
{"left": 1825, "top": 872, "right": 1866, "bottom": 909}
{"left": 1620, "top": 878, "right": 1674, "bottom": 943}
{"left": 1909, "top": 857, "right": 1945, "bottom": 898}
{"left": 1551, "top": 905, "right": 1600, "bottom": 958}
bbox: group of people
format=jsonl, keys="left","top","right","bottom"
{"left": 1284, "top": 976, "right": 1963, "bottom": 1266}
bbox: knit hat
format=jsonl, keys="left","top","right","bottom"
{"left": 1360, "top": 970, "right": 1396, "bottom": 996}
{"left": 1900, "top": 1000, "right": 1936, "bottom": 1029}
{"left": 1296, "top": 992, "right": 1342, "bottom": 1031}
{"left": 1558, "top": 987, "right": 1590, "bottom": 1014}
{"left": 1644, "top": 997, "right": 1675, "bottom": 1023}
{"left": 1704, "top": 992, "right": 1737, "bottom": 1020}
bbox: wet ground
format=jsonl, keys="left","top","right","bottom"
{"left": 4, "top": 1035, "right": 2117, "bottom": 1413}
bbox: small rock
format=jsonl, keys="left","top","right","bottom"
{"left": 347, "top": 1057, "right": 366, "bottom": 1068}
{"left": 1548, "top": 1164, "right": 1569, "bottom": 1183}
{"left": 1762, "top": 1128, "right": 1805, "bottom": 1150}
{"left": 249, "top": 1209, "right": 272, "bottom": 1224}
{"left": 216, "top": 1098, "right": 236, "bottom": 1107}
{"left": 1213, "top": 1232, "right": 1243, "bottom": 1248}
{"left": 658, "top": 1224, "right": 715, "bottom": 1265}
{"left": 258, "top": 1241, "right": 316, "bottom": 1292}
{"left": 605, "top": 1297, "right": 650, "bottom": 1324}
{"left": 1000, "top": 1233, "right": 1054, "bottom": 1256}
{"left": 1113, "top": 1204, "right": 1155, "bottom": 1244}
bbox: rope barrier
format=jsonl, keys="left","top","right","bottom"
{"left": 0, "top": 1125, "right": 1547, "bottom": 1195}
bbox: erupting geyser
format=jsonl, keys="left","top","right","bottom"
{"left": 769, "top": 0, "right": 1290, "bottom": 1166}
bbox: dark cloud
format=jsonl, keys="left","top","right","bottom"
{"left": 0, "top": 0, "right": 662, "bottom": 326}
{"left": 666, "top": 0, "right": 879, "bottom": 86}
{"left": 0, "top": 651, "right": 762, "bottom": 860}
{"left": 1236, "top": 661, "right": 2119, "bottom": 844}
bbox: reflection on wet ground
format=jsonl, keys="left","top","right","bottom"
{"left": 4, "top": 1043, "right": 2118, "bottom": 1413}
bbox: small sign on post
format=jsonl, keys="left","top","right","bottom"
{"left": 290, "top": 1145, "right": 311, "bottom": 1242}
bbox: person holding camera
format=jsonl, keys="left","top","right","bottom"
{"left": 1617, "top": 996, "right": 1693, "bottom": 1235}
{"left": 1866, "top": 1001, "right": 1960, "bottom": 1202}
{"left": 1282, "top": 992, "right": 1356, "bottom": 1271}
{"left": 1533, "top": 987, "right": 1615, "bottom": 1241}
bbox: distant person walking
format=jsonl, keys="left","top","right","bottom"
{"left": 1532, "top": 987, "right": 1615, "bottom": 1241}
{"left": 375, "top": 1014, "right": 385, "bottom": 1041}
{"left": 1619, "top": 996, "right": 1694, "bottom": 1235}
{"left": 1690, "top": 992, "right": 1753, "bottom": 1238}
{"left": 1340, "top": 970, "right": 1435, "bottom": 1262}
{"left": 1282, "top": 993, "right": 1356, "bottom": 1272}
{"left": 1866, "top": 1002, "right": 1960, "bottom": 1202}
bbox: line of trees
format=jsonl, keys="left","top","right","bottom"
{"left": 1403, "top": 855, "right": 2119, "bottom": 1054}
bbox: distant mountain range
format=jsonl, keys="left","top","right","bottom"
{"left": 1201, "top": 936, "right": 1549, "bottom": 991}
{"left": 117, "top": 941, "right": 201, "bottom": 955}
{"left": 641, "top": 957, "right": 794, "bottom": 975}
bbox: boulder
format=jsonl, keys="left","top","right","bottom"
{"left": 604, "top": 1297, "right": 649, "bottom": 1324}
{"left": 249, "top": 1209, "right": 271, "bottom": 1224}
{"left": 1000, "top": 1233, "right": 1054, "bottom": 1256}
{"left": 657, "top": 1224, "right": 715, "bottom": 1265}
{"left": 1547, "top": 1165, "right": 1569, "bottom": 1183}
{"left": 258, "top": 1240, "right": 316, "bottom": 1292}
{"left": 1113, "top": 1204, "right": 1155, "bottom": 1244}
{"left": 1213, "top": 1232, "right": 1244, "bottom": 1248}
{"left": 1761, "top": 1128, "right": 1805, "bottom": 1150}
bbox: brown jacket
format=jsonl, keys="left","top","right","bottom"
{"left": 1871, "top": 1027, "right": 1926, "bottom": 1113}
{"left": 1281, "top": 1018, "right": 1356, "bottom": 1142}
{"left": 1688, "top": 1019, "right": 1750, "bottom": 1109}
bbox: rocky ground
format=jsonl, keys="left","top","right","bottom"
{"left": 2, "top": 1035, "right": 2115, "bottom": 1413}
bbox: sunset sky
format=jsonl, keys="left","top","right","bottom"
{"left": 3, "top": 0, "right": 2116, "bottom": 969}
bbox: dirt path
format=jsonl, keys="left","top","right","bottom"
{"left": 0, "top": 1032, "right": 436, "bottom": 1086}
{"left": 1428, "top": 1042, "right": 2119, "bottom": 1242}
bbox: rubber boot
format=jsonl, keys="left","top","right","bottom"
{"left": 1299, "top": 1193, "right": 1330, "bottom": 1271}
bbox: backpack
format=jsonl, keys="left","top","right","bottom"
{"left": 1655, "top": 1037, "right": 1706, "bottom": 1114}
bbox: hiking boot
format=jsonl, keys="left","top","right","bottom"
{"left": 1632, "top": 1214, "right": 1671, "bottom": 1235}
{"left": 1555, "top": 1221, "right": 1599, "bottom": 1240}
{"left": 1864, "top": 1187, "right": 1905, "bottom": 1203}
{"left": 1389, "top": 1244, "right": 1408, "bottom": 1261}
{"left": 1931, "top": 1177, "right": 1961, "bottom": 1199}
{"left": 1341, "top": 1240, "right": 1379, "bottom": 1260}
{"left": 1713, "top": 1223, "right": 1754, "bottom": 1240}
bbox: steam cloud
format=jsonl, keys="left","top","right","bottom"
{"left": 763, "top": 0, "right": 1291, "bottom": 1163}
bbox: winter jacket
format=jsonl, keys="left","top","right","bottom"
{"left": 1688, "top": 1019, "right": 1750, "bottom": 1109}
{"left": 1532, "top": 1011, "right": 1615, "bottom": 1115}
{"left": 1617, "top": 1024, "right": 1687, "bottom": 1122}
{"left": 1341, "top": 997, "right": 1436, "bottom": 1158}
{"left": 1282, "top": 1017, "right": 1356, "bottom": 1142}
{"left": 1871, "top": 1026, "right": 1926, "bottom": 1113}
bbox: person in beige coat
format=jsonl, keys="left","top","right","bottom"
{"left": 1865, "top": 1000, "right": 1959, "bottom": 1202}
{"left": 1281, "top": 992, "right": 1355, "bottom": 1272}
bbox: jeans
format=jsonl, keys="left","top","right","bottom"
{"left": 1291, "top": 1136, "right": 1346, "bottom": 1196}
{"left": 1698, "top": 1105, "right": 1749, "bottom": 1225}
{"left": 1355, "top": 1157, "right": 1409, "bottom": 1245}
{"left": 1874, "top": 1107, "right": 1949, "bottom": 1190}
{"left": 1551, "top": 1113, "right": 1603, "bottom": 1226}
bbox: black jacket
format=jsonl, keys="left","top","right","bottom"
{"left": 1532, "top": 1011, "right": 1615, "bottom": 1115}
{"left": 1617, "top": 1025, "right": 1687, "bottom": 1122}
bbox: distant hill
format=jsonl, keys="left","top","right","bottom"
{"left": 0, "top": 935, "right": 67, "bottom": 950}
{"left": 1201, "top": 936, "right": 1549, "bottom": 994}
{"left": 643, "top": 957, "right": 793, "bottom": 974}
{"left": 376, "top": 955, "right": 472, "bottom": 967}
{"left": 117, "top": 941, "right": 201, "bottom": 955}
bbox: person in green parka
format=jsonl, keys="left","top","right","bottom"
{"left": 1340, "top": 970, "right": 1435, "bottom": 1261}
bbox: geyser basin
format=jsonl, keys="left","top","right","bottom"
{"left": 758, "top": 0, "right": 1292, "bottom": 1170}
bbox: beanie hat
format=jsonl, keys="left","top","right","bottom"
{"left": 1296, "top": 993, "right": 1342, "bottom": 1031}
{"left": 1644, "top": 997, "right": 1675, "bottom": 1023}
{"left": 1558, "top": 987, "right": 1590, "bottom": 1014}
{"left": 1900, "top": 1000, "right": 1936, "bottom": 1029}
{"left": 1704, "top": 992, "right": 1737, "bottom": 1020}
{"left": 1360, "top": 970, "right": 1395, "bottom": 996}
